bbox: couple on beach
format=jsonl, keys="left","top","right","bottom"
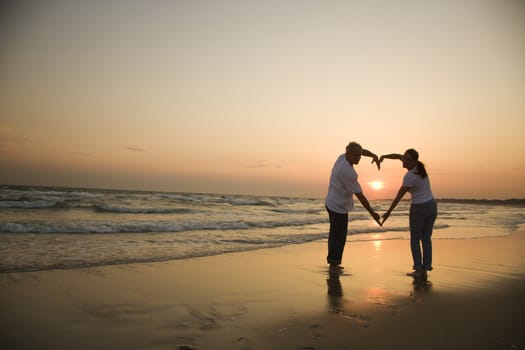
{"left": 325, "top": 142, "right": 437, "bottom": 279}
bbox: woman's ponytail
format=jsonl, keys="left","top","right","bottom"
{"left": 406, "top": 149, "right": 428, "bottom": 178}
{"left": 416, "top": 161, "right": 428, "bottom": 178}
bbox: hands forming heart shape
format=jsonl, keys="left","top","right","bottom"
{"left": 370, "top": 155, "right": 388, "bottom": 171}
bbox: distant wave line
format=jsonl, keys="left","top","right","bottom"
{"left": 0, "top": 218, "right": 328, "bottom": 234}
{"left": 92, "top": 204, "right": 195, "bottom": 214}
{"left": 436, "top": 198, "right": 525, "bottom": 207}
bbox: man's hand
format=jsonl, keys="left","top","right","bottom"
{"left": 371, "top": 155, "right": 381, "bottom": 170}
{"left": 371, "top": 211, "right": 382, "bottom": 226}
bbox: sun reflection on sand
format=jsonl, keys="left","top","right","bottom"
{"left": 373, "top": 234, "right": 382, "bottom": 251}
{"left": 366, "top": 287, "right": 389, "bottom": 307}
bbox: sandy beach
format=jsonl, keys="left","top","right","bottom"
{"left": 1, "top": 230, "right": 524, "bottom": 350}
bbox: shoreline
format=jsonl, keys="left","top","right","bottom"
{"left": 1, "top": 231, "right": 524, "bottom": 349}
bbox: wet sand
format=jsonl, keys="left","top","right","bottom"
{"left": 1, "top": 231, "right": 524, "bottom": 350}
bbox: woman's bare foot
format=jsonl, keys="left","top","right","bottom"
{"left": 406, "top": 270, "right": 427, "bottom": 278}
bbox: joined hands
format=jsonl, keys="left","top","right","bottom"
{"left": 372, "top": 214, "right": 388, "bottom": 227}
{"left": 371, "top": 155, "right": 390, "bottom": 171}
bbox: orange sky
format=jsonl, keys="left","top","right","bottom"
{"left": 1, "top": 1, "right": 524, "bottom": 199}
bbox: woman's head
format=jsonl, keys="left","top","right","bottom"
{"left": 402, "top": 149, "right": 418, "bottom": 169}
{"left": 403, "top": 148, "right": 428, "bottom": 178}
{"left": 404, "top": 149, "right": 419, "bottom": 162}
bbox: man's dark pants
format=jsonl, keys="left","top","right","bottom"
{"left": 326, "top": 206, "right": 348, "bottom": 265}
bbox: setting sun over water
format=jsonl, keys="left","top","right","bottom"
{"left": 369, "top": 181, "right": 385, "bottom": 191}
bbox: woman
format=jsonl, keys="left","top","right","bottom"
{"left": 381, "top": 149, "right": 437, "bottom": 278}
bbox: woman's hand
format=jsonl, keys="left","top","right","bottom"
{"left": 381, "top": 211, "right": 391, "bottom": 225}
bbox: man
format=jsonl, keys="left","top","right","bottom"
{"left": 325, "top": 141, "right": 381, "bottom": 272}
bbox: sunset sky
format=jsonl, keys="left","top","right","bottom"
{"left": 1, "top": 0, "right": 524, "bottom": 199}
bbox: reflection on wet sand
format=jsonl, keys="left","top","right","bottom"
{"left": 410, "top": 275, "right": 433, "bottom": 300}
{"left": 326, "top": 271, "right": 344, "bottom": 313}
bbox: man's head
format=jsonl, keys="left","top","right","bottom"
{"left": 345, "top": 142, "right": 362, "bottom": 165}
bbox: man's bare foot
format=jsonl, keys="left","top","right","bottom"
{"left": 329, "top": 264, "right": 344, "bottom": 273}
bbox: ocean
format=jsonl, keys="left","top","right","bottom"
{"left": 1, "top": 185, "right": 524, "bottom": 272}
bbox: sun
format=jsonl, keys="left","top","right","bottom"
{"left": 369, "top": 180, "right": 384, "bottom": 191}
